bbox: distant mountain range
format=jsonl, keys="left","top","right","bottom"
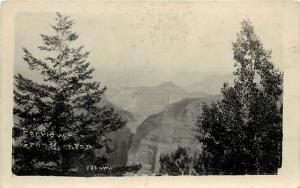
{"left": 105, "top": 81, "right": 210, "bottom": 131}
{"left": 105, "top": 77, "right": 232, "bottom": 133}
{"left": 184, "top": 74, "right": 233, "bottom": 94}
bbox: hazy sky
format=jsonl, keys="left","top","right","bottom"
{"left": 15, "top": 2, "right": 284, "bottom": 88}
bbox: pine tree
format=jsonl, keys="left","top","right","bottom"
{"left": 13, "top": 12, "right": 140, "bottom": 176}
{"left": 158, "top": 146, "right": 193, "bottom": 176}
{"left": 194, "top": 20, "right": 283, "bottom": 175}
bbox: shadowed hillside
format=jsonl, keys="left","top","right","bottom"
{"left": 97, "top": 99, "right": 138, "bottom": 167}
{"left": 127, "top": 95, "right": 221, "bottom": 174}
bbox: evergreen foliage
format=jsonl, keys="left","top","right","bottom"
{"left": 13, "top": 12, "right": 141, "bottom": 176}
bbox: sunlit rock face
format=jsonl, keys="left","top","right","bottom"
{"left": 128, "top": 95, "right": 221, "bottom": 175}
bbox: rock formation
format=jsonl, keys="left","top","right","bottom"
{"left": 127, "top": 95, "right": 221, "bottom": 175}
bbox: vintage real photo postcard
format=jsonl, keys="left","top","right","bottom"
{"left": 0, "top": 0, "right": 299, "bottom": 188}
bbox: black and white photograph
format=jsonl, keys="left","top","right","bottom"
{"left": 0, "top": 1, "right": 299, "bottom": 187}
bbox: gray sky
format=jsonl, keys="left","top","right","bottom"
{"left": 14, "top": 2, "right": 284, "bottom": 88}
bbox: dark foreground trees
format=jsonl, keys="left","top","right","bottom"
{"left": 194, "top": 20, "right": 283, "bottom": 175}
{"left": 158, "top": 146, "right": 193, "bottom": 176}
{"left": 157, "top": 20, "right": 282, "bottom": 176}
{"left": 13, "top": 13, "right": 140, "bottom": 176}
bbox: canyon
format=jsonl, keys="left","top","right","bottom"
{"left": 105, "top": 81, "right": 225, "bottom": 174}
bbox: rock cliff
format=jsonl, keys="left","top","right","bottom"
{"left": 127, "top": 95, "right": 221, "bottom": 174}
